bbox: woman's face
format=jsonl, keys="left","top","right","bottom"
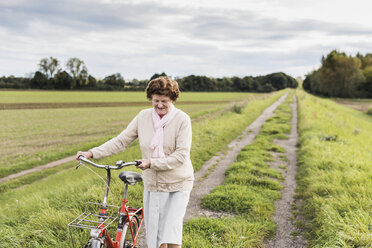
{"left": 152, "top": 94, "right": 173, "bottom": 117}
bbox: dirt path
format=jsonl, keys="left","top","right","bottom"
{"left": 264, "top": 94, "right": 307, "bottom": 248}
{"left": 0, "top": 156, "right": 76, "bottom": 184}
{"left": 137, "top": 93, "right": 289, "bottom": 247}
{"left": 184, "top": 93, "right": 289, "bottom": 222}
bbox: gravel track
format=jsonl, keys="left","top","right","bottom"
{"left": 264, "top": 94, "right": 307, "bottom": 248}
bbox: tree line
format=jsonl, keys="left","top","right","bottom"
{"left": 303, "top": 50, "right": 372, "bottom": 98}
{"left": 0, "top": 57, "right": 298, "bottom": 92}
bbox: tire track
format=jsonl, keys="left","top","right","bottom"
{"left": 264, "top": 94, "right": 307, "bottom": 248}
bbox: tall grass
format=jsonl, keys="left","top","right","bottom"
{"left": 183, "top": 91, "right": 294, "bottom": 247}
{"left": 0, "top": 91, "right": 286, "bottom": 247}
{"left": 296, "top": 90, "right": 372, "bottom": 247}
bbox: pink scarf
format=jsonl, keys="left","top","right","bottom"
{"left": 150, "top": 104, "right": 178, "bottom": 158}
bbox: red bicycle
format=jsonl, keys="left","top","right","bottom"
{"left": 68, "top": 156, "right": 144, "bottom": 248}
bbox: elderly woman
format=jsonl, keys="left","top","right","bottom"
{"left": 77, "top": 76, "right": 194, "bottom": 248}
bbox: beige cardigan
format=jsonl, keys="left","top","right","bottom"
{"left": 90, "top": 108, "right": 194, "bottom": 192}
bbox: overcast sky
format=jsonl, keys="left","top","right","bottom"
{"left": 1, "top": 0, "right": 371, "bottom": 80}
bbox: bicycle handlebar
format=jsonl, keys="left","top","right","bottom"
{"left": 77, "top": 155, "right": 142, "bottom": 170}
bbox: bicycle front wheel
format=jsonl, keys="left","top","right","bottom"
{"left": 85, "top": 238, "right": 106, "bottom": 248}
{"left": 119, "top": 215, "right": 139, "bottom": 248}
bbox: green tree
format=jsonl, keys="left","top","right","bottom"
{"left": 104, "top": 73, "right": 125, "bottom": 88}
{"left": 303, "top": 70, "right": 321, "bottom": 94}
{"left": 318, "top": 50, "right": 364, "bottom": 97}
{"left": 150, "top": 72, "right": 167, "bottom": 80}
{"left": 54, "top": 71, "right": 73, "bottom": 89}
{"left": 215, "top": 77, "right": 233, "bottom": 91}
{"left": 87, "top": 75, "right": 97, "bottom": 88}
{"left": 31, "top": 71, "right": 49, "bottom": 89}
{"left": 261, "top": 83, "right": 276, "bottom": 92}
{"left": 38, "top": 57, "right": 60, "bottom": 79}
{"left": 361, "top": 65, "right": 372, "bottom": 97}
{"left": 264, "top": 73, "right": 288, "bottom": 90}
{"left": 178, "top": 75, "right": 216, "bottom": 91}
{"left": 66, "top": 58, "right": 88, "bottom": 88}
{"left": 356, "top": 53, "right": 372, "bottom": 69}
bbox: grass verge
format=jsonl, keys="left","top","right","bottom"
{"left": 296, "top": 90, "right": 372, "bottom": 247}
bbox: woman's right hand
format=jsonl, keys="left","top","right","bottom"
{"left": 76, "top": 151, "right": 93, "bottom": 161}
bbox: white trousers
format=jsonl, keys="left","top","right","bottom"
{"left": 143, "top": 190, "right": 190, "bottom": 248}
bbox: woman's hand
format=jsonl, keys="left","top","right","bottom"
{"left": 136, "top": 159, "right": 151, "bottom": 170}
{"left": 76, "top": 151, "right": 93, "bottom": 161}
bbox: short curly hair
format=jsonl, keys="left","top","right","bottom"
{"left": 146, "top": 76, "right": 180, "bottom": 101}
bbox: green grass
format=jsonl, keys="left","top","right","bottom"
{"left": 0, "top": 91, "right": 287, "bottom": 247}
{"left": 296, "top": 90, "right": 372, "bottom": 247}
{"left": 0, "top": 103, "right": 229, "bottom": 178}
{"left": 367, "top": 107, "right": 372, "bottom": 115}
{"left": 190, "top": 92, "right": 286, "bottom": 171}
{"left": 0, "top": 163, "right": 72, "bottom": 193}
{"left": 182, "top": 91, "right": 294, "bottom": 247}
{"left": 184, "top": 216, "right": 277, "bottom": 248}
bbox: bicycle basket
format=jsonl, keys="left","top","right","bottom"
{"left": 68, "top": 202, "right": 119, "bottom": 230}
{"left": 68, "top": 202, "right": 120, "bottom": 248}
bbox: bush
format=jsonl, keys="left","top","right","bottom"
{"left": 231, "top": 104, "right": 243, "bottom": 114}
{"left": 367, "top": 107, "right": 372, "bottom": 115}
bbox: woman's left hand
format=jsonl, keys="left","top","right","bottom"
{"left": 136, "top": 159, "right": 151, "bottom": 170}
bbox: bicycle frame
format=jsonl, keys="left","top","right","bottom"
{"left": 114, "top": 183, "right": 144, "bottom": 247}
{"left": 68, "top": 158, "right": 143, "bottom": 248}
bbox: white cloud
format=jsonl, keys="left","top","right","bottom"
{"left": 0, "top": 0, "right": 371, "bottom": 79}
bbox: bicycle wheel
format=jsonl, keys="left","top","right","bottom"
{"left": 85, "top": 237, "right": 107, "bottom": 248}
{"left": 85, "top": 238, "right": 100, "bottom": 248}
{"left": 119, "top": 215, "right": 139, "bottom": 248}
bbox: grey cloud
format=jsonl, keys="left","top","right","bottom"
{"left": 1, "top": 1, "right": 372, "bottom": 79}
{"left": 174, "top": 8, "right": 372, "bottom": 44}
{"left": 0, "top": 0, "right": 181, "bottom": 34}
{"left": 2, "top": 1, "right": 370, "bottom": 42}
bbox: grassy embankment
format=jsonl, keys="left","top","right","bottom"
{"left": 296, "top": 90, "right": 372, "bottom": 247}
{"left": 183, "top": 91, "right": 294, "bottom": 247}
{"left": 0, "top": 90, "right": 286, "bottom": 247}
{"left": 0, "top": 91, "right": 253, "bottom": 179}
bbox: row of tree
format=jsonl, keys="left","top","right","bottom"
{"left": 0, "top": 57, "right": 298, "bottom": 92}
{"left": 177, "top": 72, "right": 297, "bottom": 92}
{"left": 303, "top": 50, "right": 372, "bottom": 98}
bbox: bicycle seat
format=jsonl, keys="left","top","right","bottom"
{"left": 119, "top": 171, "right": 143, "bottom": 185}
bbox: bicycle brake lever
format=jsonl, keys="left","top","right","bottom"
{"left": 75, "top": 161, "right": 82, "bottom": 170}
{"left": 135, "top": 160, "right": 142, "bottom": 166}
